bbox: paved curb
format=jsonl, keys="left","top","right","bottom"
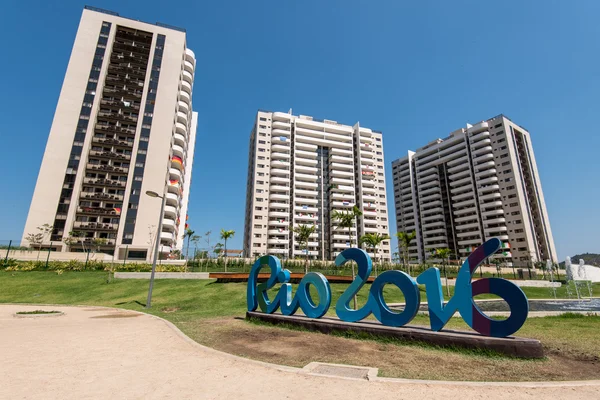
{"left": 5, "top": 303, "right": 600, "bottom": 388}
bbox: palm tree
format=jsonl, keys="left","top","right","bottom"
{"left": 220, "top": 229, "right": 235, "bottom": 272}
{"left": 293, "top": 224, "right": 316, "bottom": 274}
{"left": 395, "top": 231, "right": 416, "bottom": 275}
{"left": 332, "top": 205, "right": 362, "bottom": 309}
{"left": 359, "top": 232, "right": 390, "bottom": 277}
{"left": 434, "top": 247, "right": 452, "bottom": 297}
{"left": 183, "top": 228, "right": 195, "bottom": 271}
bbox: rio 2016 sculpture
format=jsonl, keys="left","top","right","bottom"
{"left": 247, "top": 238, "right": 529, "bottom": 338}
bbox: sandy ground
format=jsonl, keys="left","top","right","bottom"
{"left": 1, "top": 305, "right": 599, "bottom": 400}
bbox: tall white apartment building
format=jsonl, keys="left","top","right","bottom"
{"left": 22, "top": 6, "right": 197, "bottom": 261}
{"left": 392, "top": 115, "right": 557, "bottom": 266}
{"left": 243, "top": 110, "right": 391, "bottom": 261}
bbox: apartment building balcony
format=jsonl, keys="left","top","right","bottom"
{"left": 484, "top": 226, "right": 508, "bottom": 235}
{"left": 332, "top": 185, "right": 354, "bottom": 194}
{"left": 268, "top": 219, "right": 289, "bottom": 227}
{"left": 471, "top": 146, "right": 492, "bottom": 157}
{"left": 330, "top": 192, "right": 354, "bottom": 201}
{"left": 272, "top": 151, "right": 291, "bottom": 159}
{"left": 362, "top": 179, "right": 376, "bottom": 189}
{"left": 478, "top": 184, "right": 500, "bottom": 194}
{"left": 481, "top": 209, "right": 504, "bottom": 218}
{"left": 296, "top": 181, "right": 318, "bottom": 189}
{"left": 417, "top": 166, "right": 437, "bottom": 178}
{"left": 483, "top": 217, "right": 506, "bottom": 225}
{"left": 272, "top": 120, "right": 291, "bottom": 129}
{"left": 331, "top": 169, "right": 354, "bottom": 178}
{"left": 478, "top": 176, "right": 499, "bottom": 185}
{"left": 296, "top": 156, "right": 318, "bottom": 166}
{"left": 420, "top": 192, "right": 442, "bottom": 203}
{"left": 449, "top": 168, "right": 470, "bottom": 180}
{"left": 478, "top": 193, "right": 501, "bottom": 204}
{"left": 360, "top": 149, "right": 374, "bottom": 158}
{"left": 419, "top": 186, "right": 441, "bottom": 197}
{"left": 448, "top": 162, "right": 469, "bottom": 174}
{"left": 72, "top": 221, "right": 119, "bottom": 231}
{"left": 457, "top": 238, "right": 483, "bottom": 246}
{"left": 267, "top": 238, "right": 288, "bottom": 245}
{"left": 83, "top": 178, "right": 126, "bottom": 188}
{"left": 449, "top": 176, "right": 472, "bottom": 188}
{"left": 166, "top": 193, "right": 179, "bottom": 206}
{"left": 362, "top": 210, "right": 377, "bottom": 217}
{"left": 473, "top": 153, "right": 494, "bottom": 164}
{"left": 456, "top": 221, "right": 480, "bottom": 230}
{"left": 271, "top": 176, "right": 290, "bottom": 184}
{"left": 184, "top": 58, "right": 194, "bottom": 75}
{"left": 268, "top": 210, "right": 289, "bottom": 218}
{"left": 179, "top": 90, "right": 192, "bottom": 106}
{"left": 424, "top": 243, "right": 449, "bottom": 251}
{"left": 331, "top": 224, "right": 356, "bottom": 233}
{"left": 270, "top": 167, "right": 290, "bottom": 177}
{"left": 270, "top": 184, "right": 291, "bottom": 192}
{"left": 422, "top": 220, "right": 445, "bottom": 229}
{"left": 471, "top": 137, "right": 492, "bottom": 150}
{"left": 331, "top": 177, "right": 354, "bottom": 185}
{"left": 332, "top": 234, "right": 351, "bottom": 241}
{"left": 295, "top": 188, "right": 318, "bottom": 197}
{"left": 491, "top": 235, "right": 510, "bottom": 241}
{"left": 269, "top": 248, "right": 290, "bottom": 255}
{"left": 295, "top": 213, "right": 318, "bottom": 222}
{"left": 270, "top": 201, "right": 290, "bottom": 209}
{"left": 295, "top": 133, "right": 353, "bottom": 150}
{"left": 295, "top": 205, "right": 317, "bottom": 212}
{"left": 362, "top": 194, "right": 377, "bottom": 203}
{"left": 421, "top": 213, "right": 443, "bottom": 223}
{"left": 425, "top": 228, "right": 446, "bottom": 235}
{"left": 331, "top": 147, "right": 353, "bottom": 156}
{"left": 332, "top": 201, "right": 353, "bottom": 208}
{"left": 453, "top": 206, "right": 477, "bottom": 215}
{"left": 178, "top": 100, "right": 189, "bottom": 115}
{"left": 182, "top": 69, "right": 194, "bottom": 85}
{"left": 447, "top": 154, "right": 468, "bottom": 167}
{"left": 454, "top": 214, "right": 479, "bottom": 225}
{"left": 450, "top": 184, "right": 472, "bottom": 195}
{"left": 363, "top": 226, "right": 379, "bottom": 233}
{"left": 160, "top": 231, "right": 175, "bottom": 242}
{"left": 424, "top": 235, "right": 447, "bottom": 243}
{"left": 271, "top": 135, "right": 291, "bottom": 145}
{"left": 271, "top": 144, "right": 290, "bottom": 152}
{"left": 162, "top": 218, "right": 177, "bottom": 231}
{"left": 92, "top": 136, "right": 133, "bottom": 148}
{"left": 172, "top": 144, "right": 185, "bottom": 159}
{"left": 81, "top": 192, "right": 124, "bottom": 202}
{"left": 167, "top": 181, "right": 181, "bottom": 194}
{"left": 268, "top": 229, "right": 289, "bottom": 235}
{"left": 468, "top": 121, "right": 489, "bottom": 134}
{"left": 269, "top": 194, "right": 290, "bottom": 201}
{"left": 361, "top": 157, "right": 375, "bottom": 167}
{"left": 475, "top": 168, "right": 497, "bottom": 179}
{"left": 169, "top": 168, "right": 182, "bottom": 182}
{"left": 272, "top": 157, "right": 291, "bottom": 167}
{"left": 296, "top": 197, "right": 318, "bottom": 205}
{"left": 272, "top": 128, "right": 291, "bottom": 138}
{"left": 181, "top": 80, "right": 192, "bottom": 95}
{"left": 173, "top": 133, "right": 187, "bottom": 149}
{"left": 331, "top": 154, "right": 353, "bottom": 164}
{"left": 175, "top": 122, "right": 188, "bottom": 137}
{"left": 294, "top": 172, "right": 317, "bottom": 181}
{"left": 164, "top": 205, "right": 178, "bottom": 219}
{"left": 293, "top": 250, "right": 319, "bottom": 256}
{"left": 362, "top": 186, "right": 377, "bottom": 195}
{"left": 89, "top": 150, "right": 131, "bottom": 161}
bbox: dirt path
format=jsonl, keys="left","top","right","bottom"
{"left": 0, "top": 305, "right": 598, "bottom": 399}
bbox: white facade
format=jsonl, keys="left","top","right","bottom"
{"left": 392, "top": 115, "right": 557, "bottom": 266}
{"left": 22, "top": 7, "right": 197, "bottom": 261}
{"left": 244, "top": 111, "right": 391, "bottom": 261}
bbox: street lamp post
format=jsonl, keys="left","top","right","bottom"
{"left": 145, "top": 190, "right": 167, "bottom": 308}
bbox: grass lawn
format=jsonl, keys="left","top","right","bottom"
{"left": 1, "top": 271, "right": 599, "bottom": 381}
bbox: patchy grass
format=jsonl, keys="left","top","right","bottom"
{"left": 1, "top": 271, "right": 599, "bottom": 381}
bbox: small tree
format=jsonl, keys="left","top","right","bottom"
{"left": 292, "top": 224, "right": 316, "bottom": 274}
{"left": 359, "top": 233, "right": 390, "bottom": 277}
{"left": 396, "top": 231, "right": 417, "bottom": 275}
{"left": 434, "top": 247, "right": 452, "bottom": 298}
{"left": 220, "top": 229, "right": 235, "bottom": 272}
{"left": 332, "top": 205, "right": 362, "bottom": 309}
{"left": 25, "top": 232, "right": 44, "bottom": 260}
{"left": 91, "top": 238, "right": 108, "bottom": 253}
{"left": 183, "top": 228, "right": 196, "bottom": 271}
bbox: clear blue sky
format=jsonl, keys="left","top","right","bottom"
{"left": 1, "top": 0, "right": 598, "bottom": 260}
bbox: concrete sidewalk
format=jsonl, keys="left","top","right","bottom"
{"left": 0, "top": 305, "right": 598, "bottom": 399}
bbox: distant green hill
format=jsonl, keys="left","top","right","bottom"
{"left": 559, "top": 253, "right": 600, "bottom": 268}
